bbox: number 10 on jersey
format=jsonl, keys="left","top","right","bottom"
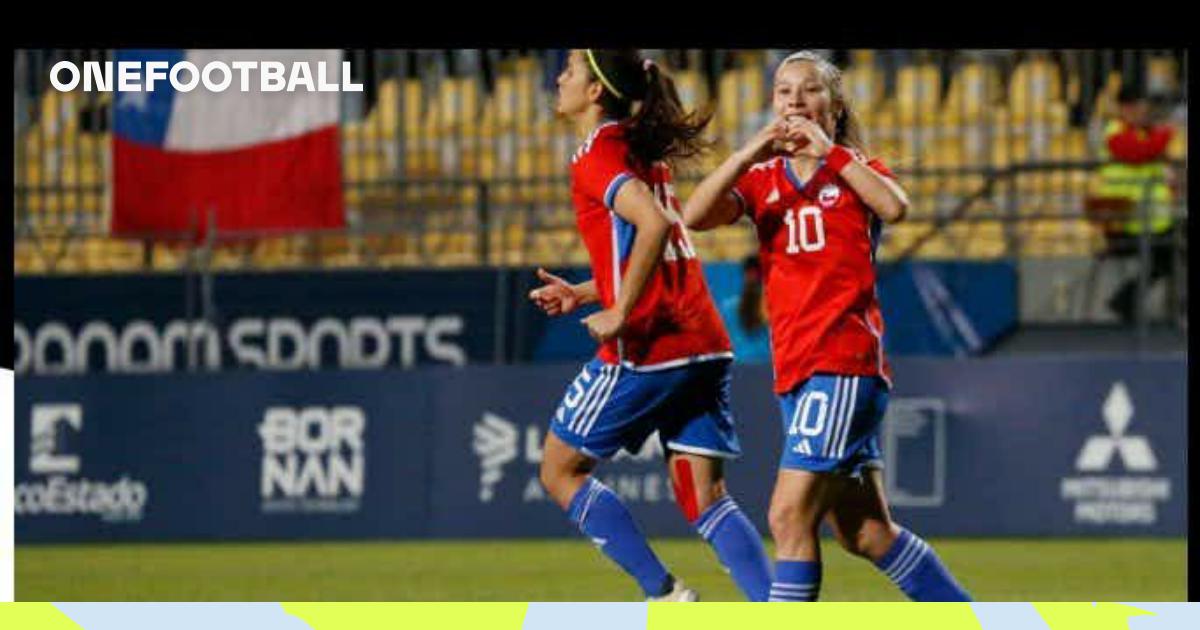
{"left": 783, "top": 205, "right": 826, "bottom": 253}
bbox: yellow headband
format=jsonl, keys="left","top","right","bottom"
{"left": 585, "top": 49, "right": 625, "bottom": 101}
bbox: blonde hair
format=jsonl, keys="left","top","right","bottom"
{"left": 776, "top": 51, "right": 868, "bottom": 154}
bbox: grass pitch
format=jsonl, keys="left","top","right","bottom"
{"left": 16, "top": 537, "right": 1185, "bottom": 601}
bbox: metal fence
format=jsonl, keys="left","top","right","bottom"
{"left": 12, "top": 49, "right": 1190, "bottom": 327}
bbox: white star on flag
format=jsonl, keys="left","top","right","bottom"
{"left": 118, "top": 90, "right": 150, "bottom": 111}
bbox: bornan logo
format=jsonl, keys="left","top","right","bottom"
{"left": 1060, "top": 382, "right": 1170, "bottom": 525}
{"left": 259, "top": 406, "right": 366, "bottom": 514}
{"left": 15, "top": 403, "right": 150, "bottom": 522}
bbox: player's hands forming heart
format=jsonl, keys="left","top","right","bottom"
{"left": 784, "top": 116, "right": 833, "bottom": 159}
{"left": 738, "top": 118, "right": 794, "bottom": 165}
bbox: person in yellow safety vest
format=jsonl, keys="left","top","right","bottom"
{"left": 1096, "top": 85, "right": 1180, "bottom": 324}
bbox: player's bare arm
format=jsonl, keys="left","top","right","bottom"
{"left": 581, "top": 178, "right": 671, "bottom": 342}
{"left": 529, "top": 268, "right": 598, "bottom": 316}
{"left": 683, "top": 118, "right": 794, "bottom": 231}
{"left": 788, "top": 116, "right": 909, "bottom": 224}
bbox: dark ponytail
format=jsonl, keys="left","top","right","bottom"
{"left": 585, "top": 49, "right": 713, "bottom": 170}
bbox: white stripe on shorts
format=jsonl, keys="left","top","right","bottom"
{"left": 824, "top": 377, "right": 846, "bottom": 458}
{"left": 580, "top": 365, "right": 621, "bottom": 437}
{"left": 834, "top": 377, "right": 860, "bottom": 458}
{"left": 821, "top": 377, "right": 844, "bottom": 458}
{"left": 569, "top": 366, "right": 611, "bottom": 434}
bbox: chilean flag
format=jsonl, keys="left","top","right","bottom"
{"left": 112, "top": 49, "right": 345, "bottom": 241}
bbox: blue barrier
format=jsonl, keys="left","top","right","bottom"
{"left": 14, "top": 262, "right": 1017, "bottom": 377}
{"left": 14, "top": 356, "right": 1184, "bottom": 543}
{"left": 13, "top": 271, "right": 500, "bottom": 375}
{"left": 519, "top": 260, "right": 1018, "bottom": 363}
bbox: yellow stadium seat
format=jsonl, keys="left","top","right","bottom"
{"left": 942, "top": 63, "right": 1002, "bottom": 123}
{"left": 494, "top": 73, "right": 538, "bottom": 130}
{"left": 1061, "top": 128, "right": 1090, "bottom": 161}
{"left": 1019, "top": 218, "right": 1098, "bottom": 257}
{"left": 1147, "top": 56, "right": 1178, "bottom": 95}
{"left": 14, "top": 241, "right": 48, "bottom": 274}
{"left": 1091, "top": 71, "right": 1124, "bottom": 125}
{"left": 672, "top": 70, "right": 708, "bottom": 112}
{"left": 38, "top": 89, "right": 82, "bottom": 138}
{"left": 843, "top": 64, "right": 884, "bottom": 117}
{"left": 372, "top": 79, "right": 424, "bottom": 137}
{"left": 1167, "top": 128, "right": 1186, "bottom": 160}
{"left": 717, "top": 67, "right": 765, "bottom": 139}
{"left": 895, "top": 64, "right": 941, "bottom": 126}
{"left": 961, "top": 220, "right": 1007, "bottom": 259}
{"left": 431, "top": 78, "right": 481, "bottom": 131}
{"left": 1009, "top": 58, "right": 1063, "bottom": 123}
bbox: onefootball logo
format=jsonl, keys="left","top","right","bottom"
{"left": 50, "top": 60, "right": 363, "bottom": 93}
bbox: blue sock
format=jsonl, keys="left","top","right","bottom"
{"left": 874, "top": 528, "right": 972, "bottom": 601}
{"left": 694, "top": 495, "right": 773, "bottom": 602}
{"left": 567, "top": 477, "right": 673, "bottom": 598}
{"left": 769, "top": 560, "right": 821, "bottom": 601}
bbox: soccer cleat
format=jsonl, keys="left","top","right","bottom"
{"left": 647, "top": 579, "right": 699, "bottom": 602}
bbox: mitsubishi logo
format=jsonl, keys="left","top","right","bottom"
{"left": 1074, "top": 382, "right": 1157, "bottom": 472}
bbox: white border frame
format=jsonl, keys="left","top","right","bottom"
{"left": 884, "top": 396, "right": 947, "bottom": 508}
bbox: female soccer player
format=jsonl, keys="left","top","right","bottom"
{"left": 529, "top": 49, "right": 772, "bottom": 602}
{"left": 683, "top": 51, "right": 972, "bottom": 602}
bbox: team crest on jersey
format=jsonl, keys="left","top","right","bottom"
{"left": 818, "top": 184, "right": 841, "bottom": 208}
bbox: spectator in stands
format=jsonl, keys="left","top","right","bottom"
{"left": 1095, "top": 84, "right": 1179, "bottom": 324}
{"left": 718, "top": 255, "right": 772, "bottom": 363}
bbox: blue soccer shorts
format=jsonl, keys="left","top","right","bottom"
{"left": 549, "top": 357, "right": 741, "bottom": 460}
{"left": 776, "top": 373, "right": 889, "bottom": 476}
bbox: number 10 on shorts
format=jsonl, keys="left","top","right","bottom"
{"left": 788, "top": 390, "right": 829, "bottom": 438}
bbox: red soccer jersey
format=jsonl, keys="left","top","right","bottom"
{"left": 570, "top": 121, "right": 732, "bottom": 369}
{"left": 731, "top": 151, "right": 894, "bottom": 394}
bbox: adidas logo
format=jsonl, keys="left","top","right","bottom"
{"left": 792, "top": 439, "right": 813, "bottom": 456}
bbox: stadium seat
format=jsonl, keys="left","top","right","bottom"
{"left": 842, "top": 64, "right": 884, "bottom": 120}
{"left": 1018, "top": 218, "right": 1099, "bottom": 257}
{"left": 361, "top": 79, "right": 421, "bottom": 150}
{"left": 717, "top": 67, "right": 766, "bottom": 143}
{"left": 939, "top": 221, "right": 994, "bottom": 259}
{"left": 1167, "top": 126, "right": 1186, "bottom": 160}
{"left": 942, "top": 63, "right": 1002, "bottom": 124}
{"left": 37, "top": 89, "right": 82, "bottom": 139}
{"left": 1090, "top": 71, "right": 1125, "bottom": 126}
{"left": 1009, "top": 57, "right": 1063, "bottom": 124}
{"left": 864, "top": 100, "right": 902, "bottom": 159}
{"left": 432, "top": 77, "right": 481, "bottom": 131}
{"left": 672, "top": 70, "right": 708, "bottom": 112}
{"left": 896, "top": 64, "right": 941, "bottom": 126}
{"left": 1147, "top": 55, "right": 1179, "bottom": 96}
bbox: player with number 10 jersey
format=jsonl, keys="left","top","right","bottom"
{"left": 731, "top": 148, "right": 894, "bottom": 395}
{"left": 684, "top": 50, "right": 971, "bottom": 603}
